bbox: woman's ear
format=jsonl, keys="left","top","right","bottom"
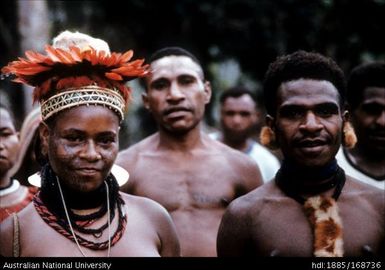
{"left": 39, "top": 122, "right": 50, "bottom": 157}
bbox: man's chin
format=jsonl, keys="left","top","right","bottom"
{"left": 164, "top": 123, "right": 197, "bottom": 135}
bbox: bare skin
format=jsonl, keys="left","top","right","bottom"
{"left": 0, "top": 192, "right": 179, "bottom": 257}
{"left": 0, "top": 107, "right": 19, "bottom": 188}
{"left": 217, "top": 176, "right": 384, "bottom": 257}
{"left": 346, "top": 86, "right": 385, "bottom": 180}
{"left": 117, "top": 54, "right": 263, "bottom": 256}
{"left": 217, "top": 78, "right": 385, "bottom": 257}
{"left": 117, "top": 132, "right": 261, "bottom": 257}
{"left": 0, "top": 106, "right": 180, "bottom": 257}
{"left": 220, "top": 94, "right": 259, "bottom": 152}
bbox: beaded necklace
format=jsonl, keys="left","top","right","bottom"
{"left": 33, "top": 164, "right": 127, "bottom": 253}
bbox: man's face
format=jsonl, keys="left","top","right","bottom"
{"left": 220, "top": 94, "right": 259, "bottom": 142}
{"left": 41, "top": 106, "right": 119, "bottom": 192}
{"left": 272, "top": 79, "right": 343, "bottom": 168}
{"left": 0, "top": 108, "right": 19, "bottom": 179}
{"left": 352, "top": 86, "right": 385, "bottom": 155}
{"left": 143, "top": 55, "right": 211, "bottom": 134}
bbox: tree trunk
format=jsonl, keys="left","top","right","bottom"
{"left": 17, "top": 0, "right": 50, "bottom": 114}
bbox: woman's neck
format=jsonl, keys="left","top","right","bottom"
{"left": 0, "top": 176, "right": 12, "bottom": 189}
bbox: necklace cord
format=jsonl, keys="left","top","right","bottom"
{"left": 56, "top": 176, "right": 88, "bottom": 257}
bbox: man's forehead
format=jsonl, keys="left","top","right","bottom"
{"left": 224, "top": 95, "right": 256, "bottom": 109}
{"left": 150, "top": 55, "right": 203, "bottom": 79}
{"left": 278, "top": 79, "right": 340, "bottom": 103}
{"left": 362, "top": 86, "right": 385, "bottom": 101}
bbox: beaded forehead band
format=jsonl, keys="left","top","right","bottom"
{"left": 40, "top": 86, "right": 125, "bottom": 121}
{"left": 1, "top": 31, "right": 148, "bottom": 121}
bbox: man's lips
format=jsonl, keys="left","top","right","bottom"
{"left": 296, "top": 139, "right": 327, "bottom": 148}
{"left": 163, "top": 107, "right": 191, "bottom": 116}
{"left": 294, "top": 138, "right": 329, "bottom": 156}
{"left": 369, "top": 131, "right": 385, "bottom": 141}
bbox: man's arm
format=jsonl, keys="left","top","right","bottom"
{"left": 217, "top": 199, "right": 251, "bottom": 257}
{"left": 116, "top": 148, "right": 137, "bottom": 194}
{"left": 235, "top": 153, "right": 264, "bottom": 193}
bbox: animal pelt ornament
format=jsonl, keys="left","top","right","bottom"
{"left": 304, "top": 196, "right": 344, "bottom": 257}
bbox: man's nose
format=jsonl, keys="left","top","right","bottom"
{"left": 300, "top": 112, "right": 323, "bottom": 132}
{"left": 232, "top": 114, "right": 243, "bottom": 125}
{"left": 167, "top": 82, "right": 185, "bottom": 102}
{"left": 375, "top": 110, "right": 385, "bottom": 127}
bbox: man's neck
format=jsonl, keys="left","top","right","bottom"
{"left": 222, "top": 136, "right": 250, "bottom": 153}
{"left": 345, "top": 145, "right": 385, "bottom": 180}
{"left": 276, "top": 159, "right": 344, "bottom": 201}
{"left": 158, "top": 126, "right": 204, "bottom": 152}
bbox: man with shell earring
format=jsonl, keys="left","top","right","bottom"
{"left": 217, "top": 51, "right": 384, "bottom": 257}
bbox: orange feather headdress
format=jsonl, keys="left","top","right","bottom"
{"left": 2, "top": 32, "right": 148, "bottom": 121}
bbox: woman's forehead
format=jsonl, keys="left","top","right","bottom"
{"left": 53, "top": 106, "right": 120, "bottom": 129}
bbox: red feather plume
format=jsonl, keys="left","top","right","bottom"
{"left": 2, "top": 45, "right": 149, "bottom": 103}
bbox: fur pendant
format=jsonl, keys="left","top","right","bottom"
{"left": 304, "top": 196, "right": 344, "bottom": 257}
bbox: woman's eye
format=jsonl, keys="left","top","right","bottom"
{"left": 65, "top": 135, "right": 82, "bottom": 142}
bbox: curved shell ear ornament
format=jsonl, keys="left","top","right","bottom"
{"left": 342, "top": 122, "right": 357, "bottom": 149}
{"left": 260, "top": 126, "right": 279, "bottom": 150}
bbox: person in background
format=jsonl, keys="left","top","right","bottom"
{"left": 0, "top": 103, "right": 37, "bottom": 222}
{"left": 8, "top": 106, "right": 42, "bottom": 186}
{"left": 117, "top": 47, "right": 263, "bottom": 257}
{"left": 210, "top": 86, "right": 280, "bottom": 182}
{"left": 0, "top": 31, "right": 180, "bottom": 257}
{"left": 336, "top": 61, "right": 385, "bottom": 189}
{"left": 217, "top": 50, "right": 384, "bottom": 257}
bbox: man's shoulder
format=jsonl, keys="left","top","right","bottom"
{"left": 346, "top": 175, "right": 384, "bottom": 192}
{"left": 117, "top": 134, "right": 158, "bottom": 161}
{"left": 228, "top": 182, "right": 277, "bottom": 211}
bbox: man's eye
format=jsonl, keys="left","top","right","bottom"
{"left": 361, "top": 104, "right": 383, "bottom": 116}
{"left": 280, "top": 108, "right": 304, "bottom": 119}
{"left": 316, "top": 108, "right": 333, "bottom": 117}
{"left": 152, "top": 80, "right": 168, "bottom": 90}
{"left": 224, "top": 111, "right": 236, "bottom": 117}
{"left": 179, "top": 76, "right": 195, "bottom": 85}
{"left": 240, "top": 112, "right": 251, "bottom": 117}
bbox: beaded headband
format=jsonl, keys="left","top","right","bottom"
{"left": 1, "top": 32, "right": 148, "bottom": 121}
{"left": 40, "top": 85, "right": 125, "bottom": 121}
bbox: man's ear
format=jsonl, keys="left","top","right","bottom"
{"left": 142, "top": 92, "right": 150, "bottom": 111}
{"left": 342, "top": 110, "right": 350, "bottom": 122}
{"left": 39, "top": 122, "right": 50, "bottom": 157}
{"left": 265, "top": 114, "right": 275, "bottom": 130}
{"left": 260, "top": 114, "right": 278, "bottom": 149}
{"left": 342, "top": 110, "right": 357, "bottom": 149}
{"left": 203, "top": 81, "right": 212, "bottom": 105}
